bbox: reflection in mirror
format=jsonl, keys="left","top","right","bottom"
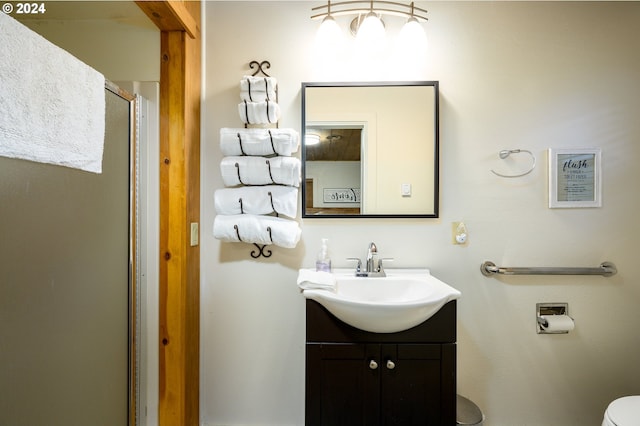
{"left": 305, "top": 126, "right": 363, "bottom": 215}
{"left": 301, "top": 81, "right": 439, "bottom": 218}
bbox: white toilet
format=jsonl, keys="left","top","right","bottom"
{"left": 602, "top": 396, "right": 640, "bottom": 426}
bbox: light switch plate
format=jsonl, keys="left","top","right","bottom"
{"left": 401, "top": 183, "right": 412, "bottom": 197}
{"left": 190, "top": 222, "right": 199, "bottom": 247}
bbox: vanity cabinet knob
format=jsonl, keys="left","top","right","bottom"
{"left": 369, "top": 360, "right": 378, "bottom": 370}
{"left": 386, "top": 360, "right": 396, "bottom": 370}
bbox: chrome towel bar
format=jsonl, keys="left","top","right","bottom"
{"left": 481, "top": 261, "right": 617, "bottom": 277}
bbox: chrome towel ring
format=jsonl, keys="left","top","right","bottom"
{"left": 491, "top": 149, "right": 536, "bottom": 178}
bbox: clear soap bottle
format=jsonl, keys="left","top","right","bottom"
{"left": 315, "top": 238, "right": 332, "bottom": 272}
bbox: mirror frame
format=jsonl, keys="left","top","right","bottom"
{"left": 301, "top": 81, "right": 440, "bottom": 219}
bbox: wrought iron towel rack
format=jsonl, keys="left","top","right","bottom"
{"left": 481, "top": 261, "right": 617, "bottom": 277}
{"left": 234, "top": 224, "right": 273, "bottom": 258}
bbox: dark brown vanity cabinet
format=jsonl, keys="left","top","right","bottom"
{"left": 305, "top": 300, "right": 457, "bottom": 426}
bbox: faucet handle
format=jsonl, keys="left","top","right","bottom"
{"left": 377, "top": 258, "right": 394, "bottom": 275}
{"left": 346, "top": 257, "right": 362, "bottom": 272}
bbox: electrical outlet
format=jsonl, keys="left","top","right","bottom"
{"left": 452, "top": 221, "right": 468, "bottom": 245}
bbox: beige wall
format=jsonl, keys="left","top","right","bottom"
{"left": 21, "top": 17, "right": 159, "bottom": 82}
{"left": 203, "top": 2, "right": 640, "bottom": 425}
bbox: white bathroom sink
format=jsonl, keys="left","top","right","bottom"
{"left": 301, "top": 268, "right": 461, "bottom": 333}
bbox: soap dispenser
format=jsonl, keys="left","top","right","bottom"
{"left": 315, "top": 238, "right": 332, "bottom": 272}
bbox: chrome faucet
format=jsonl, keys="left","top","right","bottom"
{"left": 366, "top": 242, "right": 380, "bottom": 273}
{"left": 347, "top": 242, "right": 388, "bottom": 277}
{"left": 352, "top": 242, "right": 386, "bottom": 277}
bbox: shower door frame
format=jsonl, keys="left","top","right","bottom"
{"left": 106, "top": 80, "right": 141, "bottom": 426}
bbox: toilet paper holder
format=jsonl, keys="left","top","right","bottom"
{"left": 536, "top": 303, "right": 572, "bottom": 334}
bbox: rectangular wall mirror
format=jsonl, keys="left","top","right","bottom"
{"left": 301, "top": 81, "right": 439, "bottom": 218}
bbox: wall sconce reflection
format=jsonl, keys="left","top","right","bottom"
{"left": 305, "top": 134, "right": 321, "bottom": 146}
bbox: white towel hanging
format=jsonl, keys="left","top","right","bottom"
{"left": 240, "top": 75, "right": 277, "bottom": 93}
{"left": 213, "top": 214, "right": 301, "bottom": 249}
{"left": 214, "top": 185, "right": 298, "bottom": 218}
{"left": 238, "top": 100, "right": 281, "bottom": 125}
{"left": 220, "top": 156, "right": 300, "bottom": 187}
{"left": 220, "top": 128, "right": 299, "bottom": 157}
{"left": 240, "top": 90, "right": 277, "bottom": 103}
{"left": 0, "top": 13, "right": 106, "bottom": 173}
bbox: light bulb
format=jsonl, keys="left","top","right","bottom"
{"left": 305, "top": 134, "right": 321, "bottom": 146}
{"left": 398, "top": 17, "right": 427, "bottom": 48}
{"left": 392, "top": 16, "right": 427, "bottom": 72}
{"left": 356, "top": 12, "right": 385, "bottom": 46}
{"left": 315, "top": 15, "right": 343, "bottom": 49}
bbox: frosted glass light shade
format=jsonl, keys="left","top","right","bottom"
{"left": 398, "top": 18, "right": 427, "bottom": 48}
{"left": 316, "top": 15, "right": 343, "bottom": 48}
{"left": 305, "top": 134, "right": 321, "bottom": 146}
{"left": 356, "top": 13, "right": 385, "bottom": 45}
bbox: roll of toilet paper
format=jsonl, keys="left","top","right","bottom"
{"left": 541, "top": 315, "right": 575, "bottom": 333}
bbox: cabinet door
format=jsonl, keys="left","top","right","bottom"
{"left": 306, "top": 343, "right": 379, "bottom": 426}
{"left": 380, "top": 344, "right": 455, "bottom": 426}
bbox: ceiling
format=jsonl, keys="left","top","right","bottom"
{"left": 305, "top": 128, "right": 362, "bottom": 162}
{"left": 14, "top": 1, "right": 155, "bottom": 29}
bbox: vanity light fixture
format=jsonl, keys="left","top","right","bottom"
{"left": 312, "top": 0, "right": 428, "bottom": 40}
{"left": 305, "top": 133, "right": 321, "bottom": 146}
{"left": 305, "top": 133, "right": 342, "bottom": 145}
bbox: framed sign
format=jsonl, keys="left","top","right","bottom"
{"left": 323, "top": 188, "right": 361, "bottom": 203}
{"left": 548, "top": 148, "right": 601, "bottom": 208}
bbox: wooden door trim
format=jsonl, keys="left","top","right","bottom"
{"left": 135, "top": 2, "right": 201, "bottom": 425}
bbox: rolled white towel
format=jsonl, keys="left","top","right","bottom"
{"left": 214, "top": 214, "right": 301, "bottom": 249}
{"left": 238, "top": 100, "right": 281, "bottom": 125}
{"left": 240, "top": 89, "right": 277, "bottom": 103}
{"left": 214, "top": 186, "right": 298, "bottom": 218}
{"left": 220, "top": 128, "right": 299, "bottom": 157}
{"left": 240, "top": 75, "right": 277, "bottom": 93}
{"left": 220, "top": 156, "right": 300, "bottom": 187}
{"left": 297, "top": 269, "right": 337, "bottom": 291}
